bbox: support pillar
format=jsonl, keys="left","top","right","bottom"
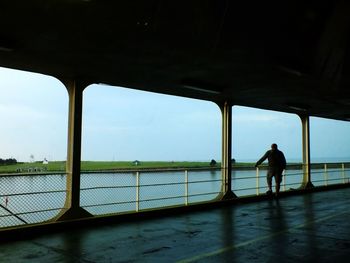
{"left": 300, "top": 115, "right": 314, "bottom": 189}
{"left": 221, "top": 101, "right": 236, "bottom": 199}
{"left": 57, "top": 80, "right": 92, "bottom": 221}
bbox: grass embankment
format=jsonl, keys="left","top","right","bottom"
{"left": 2, "top": 160, "right": 346, "bottom": 174}
{"left": 0, "top": 161, "right": 254, "bottom": 174}
{"left": 1, "top": 161, "right": 318, "bottom": 174}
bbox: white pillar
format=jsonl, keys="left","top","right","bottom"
{"left": 221, "top": 101, "right": 236, "bottom": 199}
{"left": 56, "top": 80, "right": 92, "bottom": 221}
{"left": 300, "top": 115, "right": 314, "bottom": 189}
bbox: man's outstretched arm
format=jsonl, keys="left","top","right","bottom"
{"left": 255, "top": 151, "right": 269, "bottom": 167}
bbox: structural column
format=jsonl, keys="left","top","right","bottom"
{"left": 300, "top": 115, "right": 314, "bottom": 189}
{"left": 57, "top": 80, "right": 92, "bottom": 221}
{"left": 221, "top": 101, "right": 236, "bottom": 199}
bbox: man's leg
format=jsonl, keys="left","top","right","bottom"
{"left": 266, "top": 171, "right": 273, "bottom": 195}
{"left": 274, "top": 174, "right": 282, "bottom": 196}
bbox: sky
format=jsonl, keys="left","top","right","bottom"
{"left": 1, "top": 66, "right": 350, "bottom": 163}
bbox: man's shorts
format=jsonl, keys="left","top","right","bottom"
{"left": 267, "top": 167, "right": 283, "bottom": 184}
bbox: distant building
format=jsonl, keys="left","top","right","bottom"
{"left": 43, "top": 158, "right": 49, "bottom": 165}
{"left": 132, "top": 160, "right": 141, "bottom": 166}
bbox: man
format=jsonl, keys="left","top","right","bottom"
{"left": 255, "top": 143, "right": 286, "bottom": 197}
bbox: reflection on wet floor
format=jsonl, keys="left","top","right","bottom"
{"left": 1, "top": 188, "right": 350, "bottom": 262}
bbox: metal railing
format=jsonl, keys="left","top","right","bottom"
{"left": 80, "top": 169, "right": 222, "bottom": 215}
{"left": 0, "top": 172, "right": 67, "bottom": 228}
{"left": 1, "top": 163, "right": 350, "bottom": 229}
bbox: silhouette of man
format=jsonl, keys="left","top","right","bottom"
{"left": 255, "top": 143, "right": 286, "bottom": 197}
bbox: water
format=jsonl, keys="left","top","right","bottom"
{"left": 1, "top": 167, "right": 349, "bottom": 228}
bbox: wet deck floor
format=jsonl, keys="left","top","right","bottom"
{"left": 1, "top": 188, "right": 350, "bottom": 262}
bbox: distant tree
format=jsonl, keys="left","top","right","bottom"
{"left": 0, "top": 158, "right": 17, "bottom": 165}
{"left": 210, "top": 159, "right": 217, "bottom": 166}
{"left": 30, "top": 154, "right": 35, "bottom": 163}
{"left": 8, "top": 158, "right": 17, "bottom": 165}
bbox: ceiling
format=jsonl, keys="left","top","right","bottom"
{"left": 0, "top": 0, "right": 350, "bottom": 120}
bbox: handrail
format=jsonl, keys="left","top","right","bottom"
{"left": 0, "top": 189, "right": 66, "bottom": 198}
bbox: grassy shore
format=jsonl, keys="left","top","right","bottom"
{"left": 0, "top": 161, "right": 229, "bottom": 174}
{"left": 0, "top": 160, "right": 316, "bottom": 174}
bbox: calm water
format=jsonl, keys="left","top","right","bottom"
{"left": 1, "top": 167, "right": 349, "bottom": 227}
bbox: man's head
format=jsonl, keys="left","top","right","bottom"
{"left": 271, "top": 143, "right": 278, "bottom": 150}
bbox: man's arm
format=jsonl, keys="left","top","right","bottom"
{"left": 255, "top": 151, "right": 269, "bottom": 167}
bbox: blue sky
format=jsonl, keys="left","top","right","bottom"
{"left": 1, "top": 66, "right": 350, "bottom": 163}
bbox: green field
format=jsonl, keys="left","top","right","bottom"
{"left": 2, "top": 159, "right": 321, "bottom": 174}
{"left": 0, "top": 161, "right": 223, "bottom": 174}
{"left": 0, "top": 160, "right": 317, "bottom": 174}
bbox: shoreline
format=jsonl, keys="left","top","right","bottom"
{"left": 0, "top": 161, "right": 350, "bottom": 175}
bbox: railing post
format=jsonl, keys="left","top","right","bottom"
{"left": 256, "top": 167, "right": 259, "bottom": 196}
{"left": 324, "top": 164, "right": 328, "bottom": 186}
{"left": 136, "top": 172, "right": 140, "bottom": 212}
{"left": 185, "top": 170, "right": 189, "bottom": 205}
{"left": 342, "top": 163, "right": 346, "bottom": 184}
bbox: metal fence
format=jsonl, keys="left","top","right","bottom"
{"left": 80, "top": 169, "right": 222, "bottom": 215}
{"left": 1, "top": 163, "right": 350, "bottom": 229}
{"left": 0, "top": 173, "right": 67, "bottom": 228}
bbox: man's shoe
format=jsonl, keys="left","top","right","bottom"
{"left": 266, "top": 190, "right": 272, "bottom": 195}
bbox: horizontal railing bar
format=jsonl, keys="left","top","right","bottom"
{"left": 316, "top": 178, "right": 348, "bottom": 183}
{"left": 80, "top": 185, "right": 136, "bottom": 191}
{"left": 0, "top": 172, "right": 66, "bottom": 177}
{"left": 137, "top": 192, "right": 220, "bottom": 203}
{"left": 310, "top": 170, "right": 350, "bottom": 175}
{"left": 0, "top": 190, "right": 67, "bottom": 198}
{"left": 284, "top": 173, "right": 304, "bottom": 176}
{"left": 0, "top": 204, "right": 28, "bottom": 224}
{"left": 233, "top": 172, "right": 304, "bottom": 181}
{"left": 188, "top": 179, "right": 222, "bottom": 184}
{"left": 317, "top": 169, "right": 350, "bottom": 174}
{"left": 140, "top": 195, "right": 190, "bottom": 203}
{"left": 81, "top": 183, "right": 185, "bottom": 191}
{"left": 14, "top": 207, "right": 64, "bottom": 217}
{"left": 231, "top": 177, "right": 260, "bottom": 181}
{"left": 312, "top": 179, "right": 328, "bottom": 183}
{"left": 81, "top": 180, "right": 222, "bottom": 191}
{"left": 0, "top": 207, "right": 65, "bottom": 217}
{"left": 82, "top": 200, "right": 137, "bottom": 208}
{"left": 141, "top": 179, "right": 222, "bottom": 186}
{"left": 187, "top": 191, "right": 221, "bottom": 197}
{"left": 83, "top": 192, "right": 221, "bottom": 208}
{"left": 83, "top": 195, "right": 186, "bottom": 209}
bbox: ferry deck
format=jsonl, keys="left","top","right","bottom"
{"left": 1, "top": 187, "right": 350, "bottom": 263}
